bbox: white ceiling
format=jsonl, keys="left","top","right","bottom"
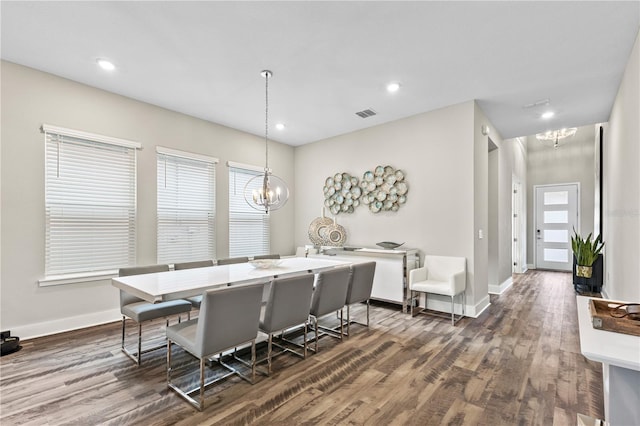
{"left": 2, "top": 1, "right": 638, "bottom": 146}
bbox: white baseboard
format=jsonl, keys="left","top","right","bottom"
{"left": 470, "top": 295, "right": 491, "bottom": 317}
{"left": 14, "top": 308, "right": 121, "bottom": 341}
{"left": 489, "top": 277, "right": 513, "bottom": 295}
{"left": 423, "top": 293, "right": 491, "bottom": 318}
{"left": 527, "top": 264, "right": 535, "bottom": 270}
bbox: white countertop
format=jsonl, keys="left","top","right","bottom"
{"left": 112, "top": 257, "right": 351, "bottom": 303}
{"left": 577, "top": 295, "right": 640, "bottom": 371}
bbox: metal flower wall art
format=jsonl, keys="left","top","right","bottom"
{"left": 323, "top": 172, "right": 362, "bottom": 215}
{"left": 322, "top": 165, "right": 408, "bottom": 214}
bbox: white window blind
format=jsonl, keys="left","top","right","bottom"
{"left": 228, "top": 165, "right": 270, "bottom": 257}
{"left": 44, "top": 125, "right": 139, "bottom": 277}
{"left": 157, "top": 148, "right": 217, "bottom": 264}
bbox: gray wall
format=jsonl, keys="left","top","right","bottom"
{"left": 0, "top": 61, "right": 296, "bottom": 338}
{"left": 488, "top": 147, "right": 499, "bottom": 287}
{"left": 499, "top": 137, "right": 528, "bottom": 281}
{"left": 603, "top": 29, "right": 640, "bottom": 302}
{"left": 295, "top": 100, "right": 497, "bottom": 315}
{"left": 526, "top": 125, "right": 596, "bottom": 266}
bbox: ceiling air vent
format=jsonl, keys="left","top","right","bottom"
{"left": 355, "top": 109, "right": 377, "bottom": 118}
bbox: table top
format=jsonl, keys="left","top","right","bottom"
{"left": 577, "top": 295, "right": 640, "bottom": 371}
{"left": 112, "top": 257, "right": 352, "bottom": 303}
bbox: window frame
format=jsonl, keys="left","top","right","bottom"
{"left": 156, "top": 147, "right": 218, "bottom": 264}
{"left": 227, "top": 161, "right": 270, "bottom": 258}
{"left": 39, "top": 124, "right": 140, "bottom": 286}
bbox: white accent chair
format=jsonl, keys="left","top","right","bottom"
{"left": 409, "top": 255, "right": 466, "bottom": 325}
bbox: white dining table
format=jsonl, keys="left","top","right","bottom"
{"left": 112, "top": 257, "right": 352, "bottom": 303}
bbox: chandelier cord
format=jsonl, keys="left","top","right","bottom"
{"left": 264, "top": 71, "right": 269, "bottom": 172}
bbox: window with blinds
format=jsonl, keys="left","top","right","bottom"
{"left": 43, "top": 125, "right": 140, "bottom": 278}
{"left": 228, "top": 164, "right": 270, "bottom": 257}
{"left": 157, "top": 147, "right": 217, "bottom": 264}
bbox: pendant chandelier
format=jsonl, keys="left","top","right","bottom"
{"left": 243, "top": 70, "right": 289, "bottom": 213}
{"left": 536, "top": 127, "right": 577, "bottom": 149}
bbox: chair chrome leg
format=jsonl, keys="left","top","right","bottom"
{"left": 251, "top": 340, "right": 256, "bottom": 383}
{"left": 137, "top": 323, "right": 142, "bottom": 365}
{"left": 314, "top": 316, "right": 318, "bottom": 353}
{"left": 199, "top": 357, "right": 205, "bottom": 410}
{"left": 303, "top": 321, "right": 308, "bottom": 358}
{"left": 366, "top": 299, "right": 370, "bottom": 327}
{"left": 121, "top": 316, "right": 126, "bottom": 350}
{"left": 450, "top": 296, "right": 455, "bottom": 326}
{"left": 167, "top": 339, "right": 172, "bottom": 386}
{"left": 267, "top": 334, "right": 273, "bottom": 375}
{"left": 339, "top": 308, "right": 344, "bottom": 341}
{"left": 346, "top": 305, "right": 350, "bottom": 336}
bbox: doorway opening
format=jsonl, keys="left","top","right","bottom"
{"left": 534, "top": 183, "right": 580, "bottom": 271}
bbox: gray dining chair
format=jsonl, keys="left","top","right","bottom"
{"left": 174, "top": 260, "right": 214, "bottom": 271}
{"left": 216, "top": 256, "right": 249, "bottom": 265}
{"left": 253, "top": 254, "right": 281, "bottom": 260}
{"left": 119, "top": 265, "right": 192, "bottom": 365}
{"left": 173, "top": 260, "right": 214, "bottom": 310}
{"left": 166, "top": 283, "right": 264, "bottom": 411}
{"left": 343, "top": 261, "right": 377, "bottom": 336}
{"left": 258, "top": 274, "right": 315, "bottom": 374}
{"left": 308, "top": 267, "right": 351, "bottom": 352}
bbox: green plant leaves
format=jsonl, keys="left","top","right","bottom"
{"left": 571, "top": 228, "right": 604, "bottom": 266}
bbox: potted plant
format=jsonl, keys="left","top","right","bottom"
{"left": 571, "top": 229, "right": 604, "bottom": 278}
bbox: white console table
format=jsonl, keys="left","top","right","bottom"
{"left": 576, "top": 295, "right": 640, "bottom": 426}
{"left": 311, "top": 247, "right": 419, "bottom": 312}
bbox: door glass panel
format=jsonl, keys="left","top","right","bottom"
{"left": 544, "top": 191, "right": 568, "bottom": 205}
{"left": 544, "top": 248, "right": 568, "bottom": 263}
{"left": 544, "top": 210, "right": 568, "bottom": 224}
{"left": 544, "top": 229, "right": 569, "bottom": 243}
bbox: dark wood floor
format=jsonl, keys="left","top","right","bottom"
{"left": 0, "top": 270, "right": 604, "bottom": 425}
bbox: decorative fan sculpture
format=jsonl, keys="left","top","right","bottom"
{"left": 308, "top": 208, "right": 333, "bottom": 245}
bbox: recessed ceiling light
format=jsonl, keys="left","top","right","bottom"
{"left": 541, "top": 111, "right": 555, "bottom": 119}
{"left": 96, "top": 59, "right": 115, "bottom": 71}
{"left": 275, "top": 123, "right": 286, "bottom": 131}
{"left": 386, "top": 82, "right": 401, "bottom": 93}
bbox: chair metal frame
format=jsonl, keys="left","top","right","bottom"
{"left": 307, "top": 267, "right": 351, "bottom": 352}
{"left": 167, "top": 340, "right": 256, "bottom": 411}
{"left": 409, "top": 290, "right": 466, "bottom": 325}
{"left": 119, "top": 264, "right": 191, "bottom": 365}
{"left": 166, "top": 284, "right": 263, "bottom": 411}
{"left": 340, "top": 262, "right": 376, "bottom": 336}
{"left": 251, "top": 274, "right": 315, "bottom": 375}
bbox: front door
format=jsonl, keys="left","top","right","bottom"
{"left": 535, "top": 184, "right": 579, "bottom": 271}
